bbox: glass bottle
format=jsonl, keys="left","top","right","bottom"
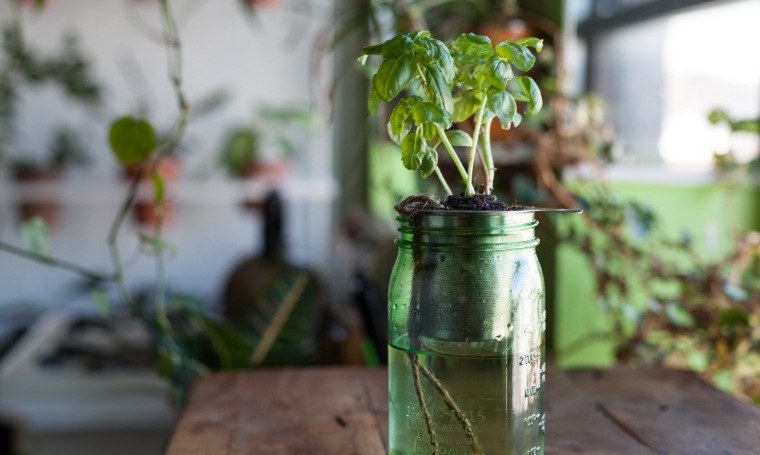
{"left": 388, "top": 210, "right": 545, "bottom": 455}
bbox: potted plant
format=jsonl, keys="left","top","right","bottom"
{"left": 358, "top": 31, "right": 568, "bottom": 455}
{"left": 10, "top": 128, "right": 89, "bottom": 227}
{"left": 219, "top": 104, "right": 317, "bottom": 181}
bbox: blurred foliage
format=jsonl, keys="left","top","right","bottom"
{"left": 109, "top": 117, "right": 158, "bottom": 167}
{"left": 11, "top": 127, "right": 90, "bottom": 174}
{"left": 536, "top": 94, "right": 760, "bottom": 404}
{"left": 1, "top": 23, "right": 100, "bottom": 168}
{"left": 707, "top": 109, "right": 760, "bottom": 174}
{"left": 218, "top": 104, "right": 318, "bottom": 176}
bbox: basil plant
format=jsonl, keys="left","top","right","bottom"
{"left": 359, "top": 31, "right": 543, "bottom": 197}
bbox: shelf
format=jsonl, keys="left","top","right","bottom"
{"left": 0, "top": 176, "right": 338, "bottom": 204}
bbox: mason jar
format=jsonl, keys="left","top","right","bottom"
{"left": 388, "top": 210, "right": 545, "bottom": 455}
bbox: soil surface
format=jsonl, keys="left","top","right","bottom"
{"left": 395, "top": 194, "right": 531, "bottom": 216}
{"left": 442, "top": 194, "right": 527, "bottom": 211}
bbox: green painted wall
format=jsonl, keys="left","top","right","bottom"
{"left": 555, "top": 181, "right": 760, "bottom": 367}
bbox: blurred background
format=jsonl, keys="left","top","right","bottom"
{"left": 0, "top": 0, "right": 757, "bottom": 453}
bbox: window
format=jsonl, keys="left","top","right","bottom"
{"left": 574, "top": 0, "right": 760, "bottom": 169}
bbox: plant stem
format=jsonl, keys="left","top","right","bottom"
{"left": 465, "top": 98, "right": 487, "bottom": 196}
{"left": 107, "top": 166, "right": 144, "bottom": 309}
{"left": 436, "top": 125, "right": 472, "bottom": 194}
{"left": 434, "top": 166, "right": 452, "bottom": 195}
{"left": 0, "top": 241, "right": 113, "bottom": 282}
{"left": 481, "top": 118, "right": 494, "bottom": 194}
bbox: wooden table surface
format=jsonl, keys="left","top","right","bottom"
{"left": 166, "top": 367, "right": 760, "bottom": 455}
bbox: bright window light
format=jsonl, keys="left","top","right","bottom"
{"left": 659, "top": 0, "right": 760, "bottom": 168}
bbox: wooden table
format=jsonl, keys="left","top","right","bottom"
{"left": 166, "top": 367, "right": 760, "bottom": 455}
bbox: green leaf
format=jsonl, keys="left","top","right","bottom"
{"left": 21, "top": 217, "right": 49, "bottom": 256}
{"left": 419, "top": 147, "right": 437, "bottom": 179}
{"left": 448, "top": 33, "right": 493, "bottom": 59}
{"left": 155, "top": 351, "right": 177, "bottom": 378}
{"left": 422, "top": 65, "right": 453, "bottom": 113}
{"left": 92, "top": 289, "right": 111, "bottom": 317}
{"left": 422, "top": 122, "right": 437, "bottom": 141}
{"left": 108, "top": 116, "right": 157, "bottom": 166}
{"left": 515, "top": 76, "right": 543, "bottom": 116}
{"left": 400, "top": 133, "right": 422, "bottom": 170}
{"left": 381, "top": 35, "right": 413, "bottom": 58}
{"left": 400, "top": 131, "right": 429, "bottom": 171}
{"left": 368, "top": 88, "right": 382, "bottom": 116}
{"left": 357, "top": 35, "right": 412, "bottom": 64}
{"left": 495, "top": 40, "right": 536, "bottom": 72}
{"left": 220, "top": 128, "right": 257, "bottom": 175}
{"left": 512, "top": 112, "right": 523, "bottom": 127}
{"left": 373, "top": 53, "right": 416, "bottom": 101}
{"left": 511, "top": 92, "right": 529, "bottom": 102}
{"left": 445, "top": 130, "right": 473, "bottom": 147}
{"left": 486, "top": 88, "right": 517, "bottom": 129}
{"left": 152, "top": 172, "right": 164, "bottom": 204}
{"left": 139, "top": 234, "right": 177, "bottom": 255}
{"left": 358, "top": 43, "right": 384, "bottom": 65}
{"left": 388, "top": 97, "right": 417, "bottom": 144}
{"left": 412, "top": 101, "right": 452, "bottom": 130}
{"left": 665, "top": 302, "right": 695, "bottom": 328}
{"left": 517, "top": 37, "right": 544, "bottom": 52}
{"left": 453, "top": 90, "right": 485, "bottom": 122}
{"left": 485, "top": 56, "right": 513, "bottom": 91}
{"left": 417, "top": 38, "right": 456, "bottom": 83}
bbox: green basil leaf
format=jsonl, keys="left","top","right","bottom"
{"left": 21, "top": 217, "right": 49, "bottom": 256}
{"left": 368, "top": 88, "right": 382, "bottom": 116}
{"left": 511, "top": 92, "right": 529, "bottom": 102}
{"left": 417, "top": 38, "right": 456, "bottom": 83}
{"left": 400, "top": 133, "right": 423, "bottom": 170}
{"left": 382, "top": 35, "right": 413, "bottom": 58}
{"left": 485, "top": 56, "right": 513, "bottom": 91}
{"left": 422, "top": 122, "right": 437, "bottom": 141}
{"left": 409, "top": 30, "right": 431, "bottom": 41}
{"left": 486, "top": 87, "right": 517, "bottom": 129}
{"left": 412, "top": 101, "right": 452, "bottom": 130}
{"left": 445, "top": 130, "right": 473, "bottom": 147}
{"left": 358, "top": 43, "right": 384, "bottom": 65}
{"left": 423, "top": 65, "right": 453, "bottom": 113}
{"left": 512, "top": 112, "right": 522, "bottom": 127}
{"left": 453, "top": 89, "right": 485, "bottom": 122}
{"left": 515, "top": 76, "right": 543, "bottom": 116}
{"left": 419, "top": 147, "right": 438, "bottom": 179}
{"left": 517, "top": 37, "right": 544, "bottom": 52}
{"left": 495, "top": 40, "right": 536, "bottom": 72}
{"left": 109, "top": 116, "right": 157, "bottom": 166}
{"left": 452, "top": 52, "right": 487, "bottom": 67}
{"left": 387, "top": 97, "right": 417, "bottom": 144}
{"left": 373, "top": 53, "right": 416, "bottom": 101}
{"left": 448, "top": 33, "right": 493, "bottom": 59}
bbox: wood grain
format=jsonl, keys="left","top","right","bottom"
{"left": 166, "top": 366, "right": 760, "bottom": 455}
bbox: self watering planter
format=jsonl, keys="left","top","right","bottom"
{"left": 388, "top": 209, "right": 578, "bottom": 455}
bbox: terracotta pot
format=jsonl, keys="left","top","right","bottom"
{"left": 241, "top": 161, "right": 291, "bottom": 181}
{"left": 122, "top": 155, "right": 180, "bottom": 228}
{"left": 13, "top": 167, "right": 63, "bottom": 228}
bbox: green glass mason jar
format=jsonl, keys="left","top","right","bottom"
{"left": 388, "top": 210, "right": 545, "bottom": 455}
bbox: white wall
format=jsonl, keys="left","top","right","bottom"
{"left": 0, "top": 0, "right": 336, "bottom": 312}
